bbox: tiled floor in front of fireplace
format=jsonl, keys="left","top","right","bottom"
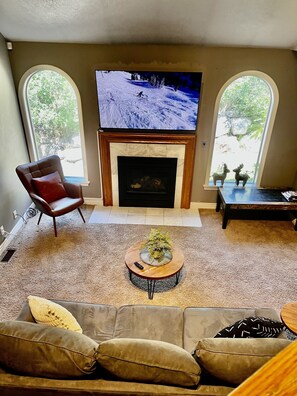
{"left": 88, "top": 206, "right": 202, "bottom": 227}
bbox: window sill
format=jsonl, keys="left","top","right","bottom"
{"left": 203, "top": 182, "right": 257, "bottom": 191}
{"left": 65, "top": 177, "right": 90, "bottom": 186}
{"left": 203, "top": 184, "right": 218, "bottom": 191}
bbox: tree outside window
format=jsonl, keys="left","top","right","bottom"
{"left": 209, "top": 76, "right": 272, "bottom": 185}
{"left": 26, "top": 70, "right": 84, "bottom": 178}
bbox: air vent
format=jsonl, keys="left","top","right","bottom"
{"left": 1, "top": 249, "right": 16, "bottom": 262}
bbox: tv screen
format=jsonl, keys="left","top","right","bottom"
{"left": 95, "top": 70, "right": 202, "bottom": 132}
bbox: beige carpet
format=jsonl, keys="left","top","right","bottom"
{"left": 1, "top": 205, "right": 296, "bottom": 321}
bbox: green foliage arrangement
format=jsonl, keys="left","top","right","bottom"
{"left": 143, "top": 228, "right": 172, "bottom": 261}
{"left": 219, "top": 75, "right": 270, "bottom": 141}
{"left": 27, "top": 70, "right": 80, "bottom": 157}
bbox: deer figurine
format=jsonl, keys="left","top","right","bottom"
{"left": 233, "top": 164, "right": 250, "bottom": 186}
{"left": 212, "top": 163, "right": 230, "bottom": 186}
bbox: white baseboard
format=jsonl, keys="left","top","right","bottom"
{"left": 84, "top": 197, "right": 103, "bottom": 206}
{"left": 190, "top": 202, "right": 216, "bottom": 209}
{"left": 0, "top": 216, "right": 24, "bottom": 258}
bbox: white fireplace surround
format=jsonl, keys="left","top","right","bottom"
{"left": 109, "top": 143, "right": 185, "bottom": 208}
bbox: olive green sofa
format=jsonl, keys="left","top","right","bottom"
{"left": 0, "top": 301, "right": 289, "bottom": 396}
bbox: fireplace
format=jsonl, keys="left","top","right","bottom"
{"left": 118, "top": 156, "right": 177, "bottom": 208}
{"left": 98, "top": 132, "right": 196, "bottom": 208}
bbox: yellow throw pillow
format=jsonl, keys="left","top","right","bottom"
{"left": 28, "top": 295, "right": 82, "bottom": 333}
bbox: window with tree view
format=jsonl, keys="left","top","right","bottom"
{"left": 26, "top": 70, "right": 84, "bottom": 178}
{"left": 209, "top": 75, "right": 273, "bottom": 186}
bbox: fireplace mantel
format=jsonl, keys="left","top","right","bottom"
{"left": 98, "top": 131, "right": 197, "bottom": 208}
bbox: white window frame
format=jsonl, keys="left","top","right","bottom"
{"left": 18, "top": 65, "right": 89, "bottom": 184}
{"left": 204, "top": 70, "right": 279, "bottom": 190}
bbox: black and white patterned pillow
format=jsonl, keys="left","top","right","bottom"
{"left": 214, "top": 317, "right": 285, "bottom": 338}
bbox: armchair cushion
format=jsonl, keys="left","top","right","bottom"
{"left": 32, "top": 171, "right": 67, "bottom": 203}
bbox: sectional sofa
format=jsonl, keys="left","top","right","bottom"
{"left": 0, "top": 300, "right": 290, "bottom": 395}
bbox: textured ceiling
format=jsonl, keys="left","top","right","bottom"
{"left": 0, "top": 0, "right": 297, "bottom": 49}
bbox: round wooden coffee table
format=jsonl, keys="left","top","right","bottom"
{"left": 125, "top": 241, "right": 184, "bottom": 299}
{"left": 280, "top": 302, "right": 297, "bottom": 335}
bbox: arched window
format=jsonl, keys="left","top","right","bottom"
{"left": 19, "top": 66, "right": 88, "bottom": 182}
{"left": 206, "top": 72, "right": 278, "bottom": 187}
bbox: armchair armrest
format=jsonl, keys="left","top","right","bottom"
{"left": 63, "top": 181, "right": 83, "bottom": 199}
{"left": 30, "top": 193, "right": 52, "bottom": 214}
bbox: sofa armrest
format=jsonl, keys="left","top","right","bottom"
{"left": 30, "top": 193, "right": 52, "bottom": 214}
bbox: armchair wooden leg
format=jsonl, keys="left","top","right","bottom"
{"left": 53, "top": 217, "right": 57, "bottom": 237}
{"left": 37, "top": 212, "right": 43, "bottom": 225}
{"left": 77, "top": 207, "right": 86, "bottom": 223}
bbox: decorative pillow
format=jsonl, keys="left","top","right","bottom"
{"left": 28, "top": 295, "right": 82, "bottom": 333}
{"left": 97, "top": 338, "right": 200, "bottom": 387}
{"left": 0, "top": 321, "right": 99, "bottom": 378}
{"left": 194, "top": 338, "right": 291, "bottom": 385}
{"left": 214, "top": 316, "right": 285, "bottom": 338}
{"left": 32, "top": 171, "right": 67, "bottom": 203}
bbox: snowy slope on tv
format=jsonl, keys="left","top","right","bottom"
{"left": 96, "top": 71, "right": 201, "bottom": 131}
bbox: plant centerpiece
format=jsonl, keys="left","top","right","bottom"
{"left": 140, "top": 228, "right": 173, "bottom": 266}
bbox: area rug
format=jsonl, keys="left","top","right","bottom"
{"left": 0, "top": 206, "right": 296, "bottom": 321}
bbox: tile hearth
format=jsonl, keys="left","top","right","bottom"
{"left": 89, "top": 206, "right": 202, "bottom": 227}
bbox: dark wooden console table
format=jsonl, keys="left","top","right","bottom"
{"left": 216, "top": 186, "right": 297, "bottom": 230}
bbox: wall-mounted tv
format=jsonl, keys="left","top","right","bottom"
{"left": 95, "top": 70, "right": 202, "bottom": 132}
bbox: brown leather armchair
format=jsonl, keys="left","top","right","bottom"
{"left": 16, "top": 155, "right": 85, "bottom": 236}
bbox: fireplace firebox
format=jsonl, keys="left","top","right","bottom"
{"left": 118, "top": 156, "right": 177, "bottom": 208}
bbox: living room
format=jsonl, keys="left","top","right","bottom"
{"left": 0, "top": 1, "right": 297, "bottom": 394}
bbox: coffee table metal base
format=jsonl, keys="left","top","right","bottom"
{"left": 128, "top": 269, "right": 182, "bottom": 299}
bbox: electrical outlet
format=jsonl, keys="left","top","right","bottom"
{"left": 13, "top": 210, "right": 18, "bottom": 219}
{"left": 0, "top": 226, "right": 5, "bottom": 236}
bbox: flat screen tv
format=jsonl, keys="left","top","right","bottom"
{"left": 95, "top": 70, "right": 202, "bottom": 132}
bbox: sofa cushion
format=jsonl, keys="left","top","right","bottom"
{"left": 114, "top": 305, "right": 183, "bottom": 347}
{"left": 32, "top": 171, "right": 67, "bottom": 203}
{"left": 28, "top": 295, "right": 82, "bottom": 333}
{"left": 214, "top": 316, "right": 285, "bottom": 338}
{"left": 183, "top": 307, "right": 286, "bottom": 353}
{"left": 97, "top": 338, "right": 201, "bottom": 387}
{"left": 0, "top": 321, "right": 99, "bottom": 378}
{"left": 17, "top": 300, "right": 118, "bottom": 343}
{"left": 194, "top": 337, "right": 291, "bottom": 385}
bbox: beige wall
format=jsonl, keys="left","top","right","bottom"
{"left": 8, "top": 43, "right": 297, "bottom": 203}
{"left": 0, "top": 34, "right": 30, "bottom": 244}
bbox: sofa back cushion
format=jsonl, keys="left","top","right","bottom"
{"left": 16, "top": 300, "right": 118, "bottom": 344}
{"left": 183, "top": 307, "right": 286, "bottom": 353}
{"left": 114, "top": 305, "right": 183, "bottom": 347}
{"left": 0, "top": 321, "right": 98, "bottom": 378}
{"left": 97, "top": 338, "right": 201, "bottom": 387}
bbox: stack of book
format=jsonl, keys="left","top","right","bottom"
{"left": 281, "top": 191, "right": 297, "bottom": 202}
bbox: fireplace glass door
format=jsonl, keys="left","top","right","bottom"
{"left": 118, "top": 156, "right": 177, "bottom": 208}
